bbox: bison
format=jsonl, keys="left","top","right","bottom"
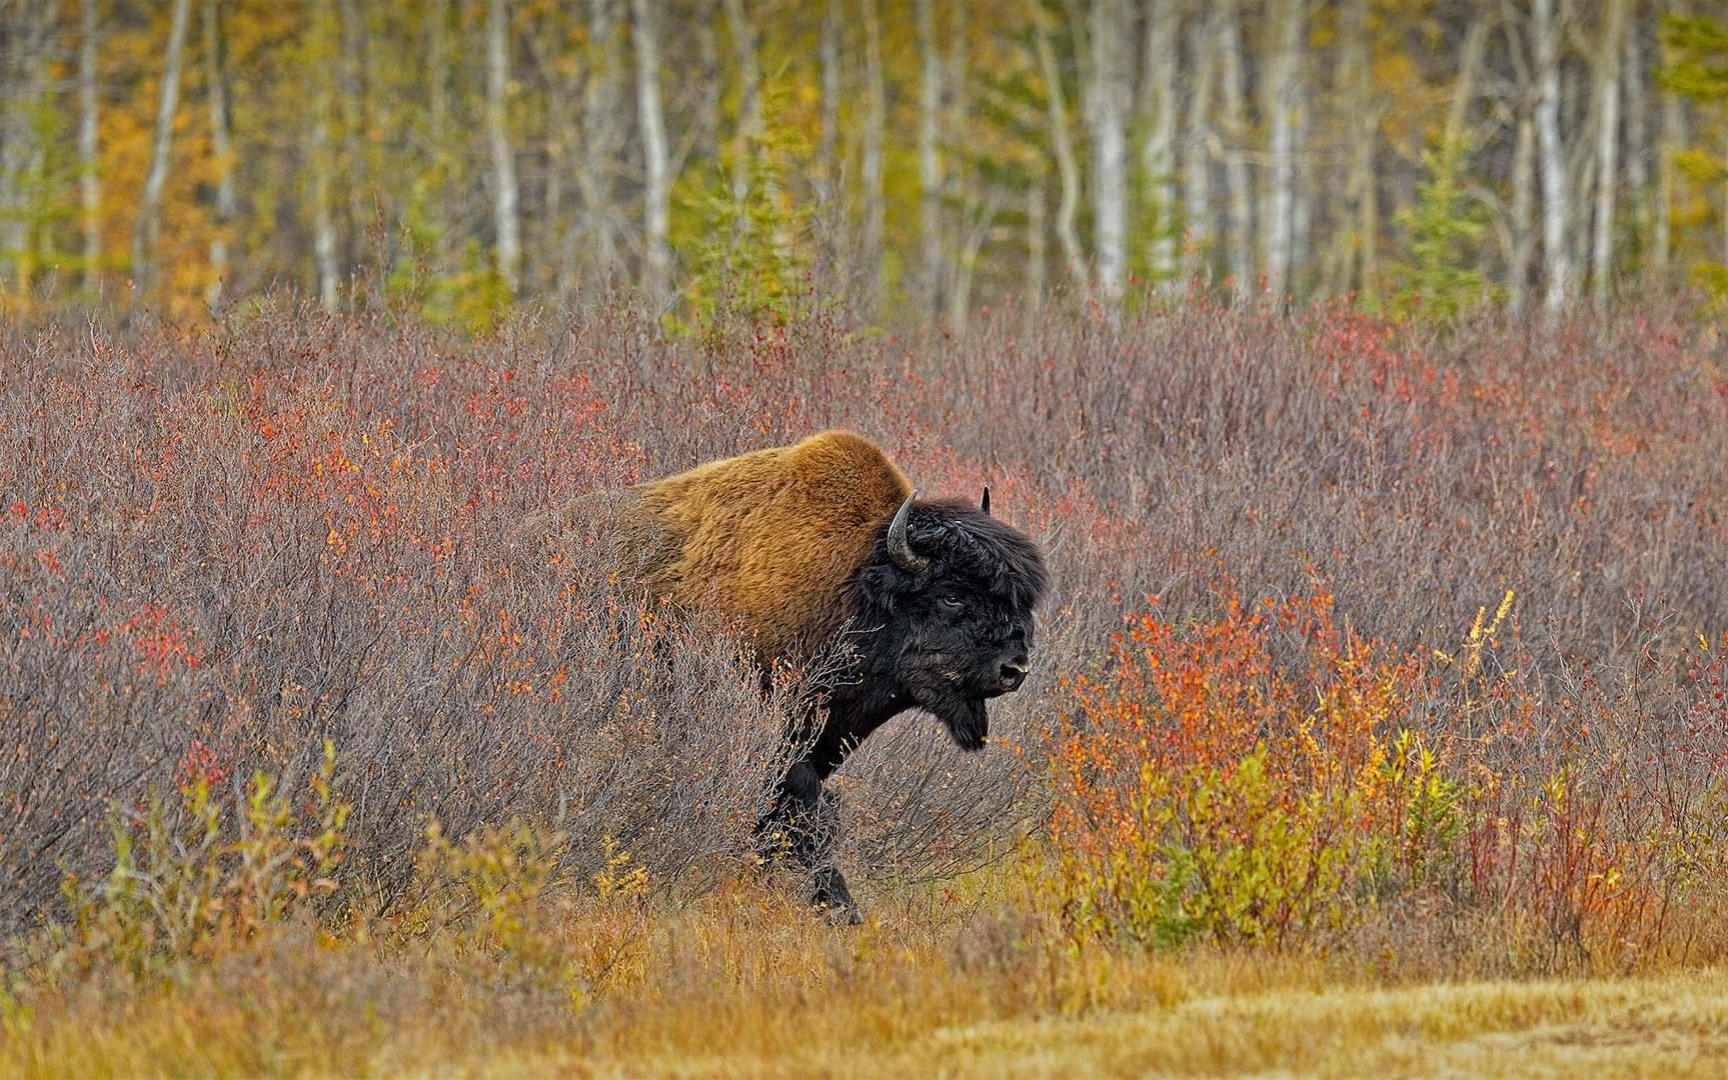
{"left": 532, "top": 430, "right": 1049, "bottom": 920}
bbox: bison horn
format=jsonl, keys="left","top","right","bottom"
{"left": 887, "top": 491, "right": 928, "bottom": 574}
{"left": 980, "top": 486, "right": 991, "bottom": 515}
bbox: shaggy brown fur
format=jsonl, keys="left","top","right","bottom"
{"left": 540, "top": 431, "right": 913, "bottom": 660}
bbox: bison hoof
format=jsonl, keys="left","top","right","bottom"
{"left": 813, "top": 869, "right": 862, "bottom": 925}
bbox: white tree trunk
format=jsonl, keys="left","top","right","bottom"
{"left": 204, "top": 0, "right": 238, "bottom": 309}
{"left": 1027, "top": 175, "right": 1046, "bottom": 309}
{"left": 1216, "top": 0, "right": 1253, "bottom": 298}
{"left": 79, "top": 0, "right": 102, "bottom": 293}
{"left": 1089, "top": 0, "right": 1128, "bottom": 306}
{"left": 311, "top": 0, "right": 339, "bottom": 310}
{"left": 1032, "top": 1, "right": 1087, "bottom": 291}
{"left": 916, "top": 0, "right": 943, "bottom": 315}
{"left": 130, "top": 0, "right": 194, "bottom": 299}
{"left": 724, "top": 0, "right": 760, "bottom": 200}
{"left": 861, "top": 0, "right": 886, "bottom": 311}
{"left": 1623, "top": 18, "right": 1650, "bottom": 260}
{"left": 1263, "top": 0, "right": 1303, "bottom": 300}
{"left": 579, "top": 0, "right": 623, "bottom": 287}
{"left": 1533, "top": 0, "right": 1570, "bottom": 312}
{"left": 818, "top": 0, "right": 841, "bottom": 209}
{"left": 631, "top": 0, "right": 670, "bottom": 308}
{"left": 1654, "top": 5, "right": 1687, "bottom": 277}
{"left": 1335, "top": 0, "right": 1377, "bottom": 298}
{"left": 1591, "top": 0, "right": 1626, "bottom": 305}
{"left": 1180, "top": 8, "right": 1216, "bottom": 282}
{"left": 487, "top": 0, "right": 521, "bottom": 292}
{"left": 1140, "top": 0, "right": 1179, "bottom": 282}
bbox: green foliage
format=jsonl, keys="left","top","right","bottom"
{"left": 1387, "top": 139, "right": 1491, "bottom": 320}
{"left": 414, "top": 819, "right": 573, "bottom": 989}
{"left": 1371, "top": 729, "right": 1464, "bottom": 892}
{"left": 52, "top": 742, "right": 349, "bottom": 979}
{"left": 386, "top": 192, "right": 514, "bottom": 336}
{"left": 1659, "top": 15, "right": 1728, "bottom": 307}
{"left": 1659, "top": 15, "right": 1728, "bottom": 103}
{"left": 1053, "top": 746, "right": 1373, "bottom": 950}
{"left": 675, "top": 87, "right": 814, "bottom": 333}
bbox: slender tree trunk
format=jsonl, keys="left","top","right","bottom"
{"left": 131, "top": 0, "right": 194, "bottom": 302}
{"left": 1444, "top": 17, "right": 1488, "bottom": 151}
{"left": 1510, "top": 108, "right": 1536, "bottom": 315}
{"left": 427, "top": 0, "right": 452, "bottom": 265}
{"left": 1, "top": 2, "right": 57, "bottom": 296}
{"left": 1533, "top": 0, "right": 1570, "bottom": 312}
{"left": 724, "top": 0, "right": 760, "bottom": 200}
{"left": 486, "top": 0, "right": 520, "bottom": 291}
{"left": 580, "top": 0, "right": 623, "bottom": 288}
{"left": 1623, "top": 17, "right": 1650, "bottom": 267}
{"left": 1591, "top": 0, "right": 1627, "bottom": 305}
{"left": 79, "top": 0, "right": 102, "bottom": 293}
{"left": 203, "top": 0, "right": 237, "bottom": 310}
{"left": 916, "top": 0, "right": 943, "bottom": 316}
{"left": 1032, "top": 1, "right": 1087, "bottom": 291}
{"left": 818, "top": 0, "right": 841, "bottom": 209}
{"left": 1181, "top": 7, "right": 1217, "bottom": 281}
{"left": 631, "top": 0, "right": 670, "bottom": 308}
{"left": 337, "top": 0, "right": 364, "bottom": 279}
{"left": 1263, "top": 0, "right": 1303, "bottom": 300}
{"left": 1654, "top": 4, "right": 1686, "bottom": 277}
{"left": 311, "top": 0, "right": 340, "bottom": 310}
{"left": 1089, "top": 0, "right": 1128, "bottom": 305}
{"left": 1027, "top": 175, "right": 1046, "bottom": 309}
{"left": 1216, "top": 0, "right": 1253, "bottom": 297}
{"left": 859, "top": 0, "right": 886, "bottom": 312}
{"left": 1141, "top": 0, "right": 1179, "bottom": 282}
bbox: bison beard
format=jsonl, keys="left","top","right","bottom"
{"left": 531, "top": 431, "right": 1048, "bottom": 923}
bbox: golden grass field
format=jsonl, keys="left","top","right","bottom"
{"left": 7, "top": 873, "right": 1726, "bottom": 1080}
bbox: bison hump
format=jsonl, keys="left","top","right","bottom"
{"left": 639, "top": 430, "right": 912, "bottom": 657}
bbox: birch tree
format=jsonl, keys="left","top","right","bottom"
{"left": 310, "top": 0, "right": 339, "bottom": 310}
{"left": 79, "top": 0, "right": 102, "bottom": 293}
{"left": 1263, "top": 0, "right": 1304, "bottom": 299}
{"left": 1032, "top": 0, "right": 1087, "bottom": 291}
{"left": 1089, "top": 0, "right": 1129, "bottom": 305}
{"left": 203, "top": 0, "right": 238, "bottom": 309}
{"left": 916, "top": 0, "right": 943, "bottom": 315}
{"left": 131, "top": 0, "right": 194, "bottom": 301}
{"left": 1533, "top": 0, "right": 1570, "bottom": 311}
{"left": 723, "top": 0, "right": 761, "bottom": 201}
{"left": 487, "top": 0, "right": 521, "bottom": 292}
{"left": 861, "top": 0, "right": 886, "bottom": 311}
{"left": 1591, "top": 0, "right": 1628, "bottom": 303}
{"left": 1216, "top": 0, "right": 1254, "bottom": 297}
{"left": 580, "top": 0, "right": 624, "bottom": 287}
{"left": 1180, "top": 8, "right": 1216, "bottom": 281}
{"left": 631, "top": 0, "right": 671, "bottom": 307}
{"left": 1140, "top": 0, "right": 1179, "bottom": 282}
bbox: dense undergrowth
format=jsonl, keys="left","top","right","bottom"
{"left": 3, "top": 294, "right": 1728, "bottom": 1072}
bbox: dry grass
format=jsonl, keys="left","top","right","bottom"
{"left": 7, "top": 882, "right": 1726, "bottom": 1079}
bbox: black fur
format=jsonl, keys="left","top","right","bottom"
{"left": 757, "top": 498, "right": 1049, "bottom": 921}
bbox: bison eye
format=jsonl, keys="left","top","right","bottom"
{"left": 940, "top": 595, "right": 964, "bottom": 610}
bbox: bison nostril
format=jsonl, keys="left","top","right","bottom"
{"left": 999, "top": 659, "right": 1028, "bottom": 689}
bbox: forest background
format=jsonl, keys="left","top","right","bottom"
{"left": 9, "top": 0, "right": 1728, "bottom": 327}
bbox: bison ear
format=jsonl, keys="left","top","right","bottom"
{"left": 980, "top": 486, "right": 991, "bottom": 516}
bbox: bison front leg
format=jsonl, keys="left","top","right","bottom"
{"left": 756, "top": 760, "right": 862, "bottom": 924}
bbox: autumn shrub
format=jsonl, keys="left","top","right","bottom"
{"left": 4, "top": 294, "right": 1728, "bottom": 973}
{"left": 1043, "top": 585, "right": 1450, "bottom": 949}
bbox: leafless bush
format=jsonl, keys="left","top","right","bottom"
{"left": 3, "top": 293, "right": 1727, "bottom": 931}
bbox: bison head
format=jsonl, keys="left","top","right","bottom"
{"left": 854, "top": 489, "right": 1049, "bottom": 752}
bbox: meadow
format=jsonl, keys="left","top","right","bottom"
{"left": 3, "top": 294, "right": 1728, "bottom": 1076}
